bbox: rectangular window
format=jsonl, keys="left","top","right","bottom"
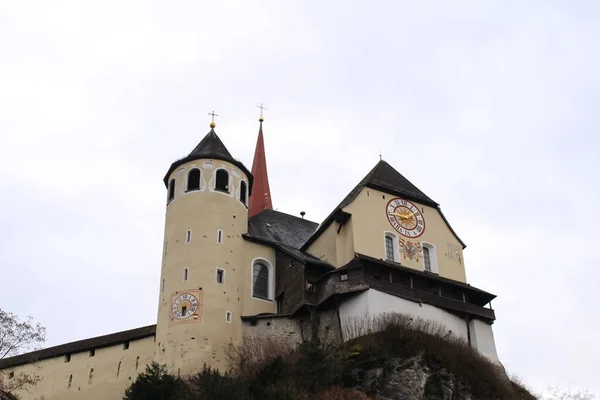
{"left": 65, "top": 354, "right": 71, "bottom": 363}
{"left": 89, "top": 349, "right": 95, "bottom": 357}
{"left": 217, "top": 229, "right": 223, "bottom": 243}
{"left": 385, "top": 235, "right": 395, "bottom": 261}
{"left": 161, "top": 278, "right": 165, "bottom": 293}
{"left": 226, "top": 311, "right": 232, "bottom": 323}
{"left": 306, "top": 281, "right": 316, "bottom": 292}
{"left": 182, "top": 306, "right": 187, "bottom": 317}
{"left": 216, "top": 268, "right": 224, "bottom": 284}
{"left": 423, "top": 247, "right": 431, "bottom": 272}
{"left": 186, "top": 230, "right": 192, "bottom": 243}
{"left": 340, "top": 273, "right": 348, "bottom": 281}
{"left": 183, "top": 268, "right": 189, "bottom": 281}
{"left": 123, "top": 341, "right": 129, "bottom": 350}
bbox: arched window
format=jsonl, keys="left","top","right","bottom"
{"left": 384, "top": 232, "right": 399, "bottom": 262}
{"left": 168, "top": 179, "right": 175, "bottom": 202}
{"left": 240, "top": 181, "right": 247, "bottom": 205}
{"left": 252, "top": 262, "right": 270, "bottom": 300}
{"left": 421, "top": 243, "right": 438, "bottom": 274}
{"left": 215, "top": 169, "right": 229, "bottom": 192}
{"left": 187, "top": 169, "right": 201, "bottom": 191}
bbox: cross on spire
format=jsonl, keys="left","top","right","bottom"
{"left": 256, "top": 102, "right": 267, "bottom": 121}
{"left": 208, "top": 110, "right": 218, "bottom": 128}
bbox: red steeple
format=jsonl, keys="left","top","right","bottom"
{"left": 248, "top": 116, "right": 273, "bottom": 217}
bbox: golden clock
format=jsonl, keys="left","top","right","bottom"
{"left": 386, "top": 198, "right": 425, "bottom": 238}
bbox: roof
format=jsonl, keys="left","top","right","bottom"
{"left": 245, "top": 209, "right": 318, "bottom": 249}
{"left": 277, "top": 245, "right": 334, "bottom": 269}
{"left": 302, "top": 160, "right": 466, "bottom": 250}
{"left": 163, "top": 128, "right": 253, "bottom": 188}
{"left": 0, "top": 325, "right": 156, "bottom": 370}
{"left": 248, "top": 120, "right": 273, "bottom": 217}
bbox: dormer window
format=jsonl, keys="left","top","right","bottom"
{"left": 240, "top": 181, "right": 247, "bottom": 205}
{"left": 187, "top": 168, "right": 201, "bottom": 191}
{"left": 168, "top": 179, "right": 175, "bottom": 203}
{"left": 215, "top": 169, "right": 229, "bottom": 192}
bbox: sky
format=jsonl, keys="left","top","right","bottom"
{"left": 1, "top": 0, "right": 599, "bottom": 396}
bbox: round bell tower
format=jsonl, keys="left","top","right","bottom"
{"left": 154, "top": 122, "right": 252, "bottom": 374}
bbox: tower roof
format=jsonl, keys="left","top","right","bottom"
{"left": 163, "top": 127, "right": 253, "bottom": 188}
{"left": 248, "top": 119, "right": 273, "bottom": 217}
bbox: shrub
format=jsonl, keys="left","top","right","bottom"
{"left": 123, "top": 362, "right": 188, "bottom": 400}
{"left": 186, "top": 365, "right": 249, "bottom": 400}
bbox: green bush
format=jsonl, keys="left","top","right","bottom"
{"left": 123, "top": 362, "right": 188, "bottom": 400}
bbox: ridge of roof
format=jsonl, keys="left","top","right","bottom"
{"left": 0, "top": 325, "right": 156, "bottom": 370}
{"left": 163, "top": 128, "right": 253, "bottom": 189}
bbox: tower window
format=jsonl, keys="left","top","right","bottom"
{"left": 187, "top": 168, "right": 201, "bottom": 191}
{"left": 226, "top": 311, "right": 232, "bottom": 323}
{"left": 215, "top": 169, "right": 229, "bottom": 192}
{"left": 217, "top": 229, "right": 223, "bottom": 244}
{"left": 216, "top": 268, "right": 224, "bottom": 284}
{"left": 161, "top": 278, "right": 165, "bottom": 293}
{"left": 67, "top": 374, "right": 73, "bottom": 388}
{"left": 252, "top": 261, "right": 270, "bottom": 300}
{"left": 385, "top": 236, "right": 394, "bottom": 261}
{"left": 168, "top": 179, "right": 175, "bottom": 203}
{"left": 240, "top": 181, "right": 247, "bottom": 205}
{"left": 181, "top": 306, "right": 187, "bottom": 317}
{"left": 88, "top": 368, "right": 94, "bottom": 385}
{"left": 421, "top": 243, "right": 438, "bottom": 274}
{"left": 186, "top": 230, "right": 192, "bottom": 243}
{"left": 183, "top": 268, "right": 189, "bottom": 281}
{"left": 384, "top": 232, "right": 399, "bottom": 262}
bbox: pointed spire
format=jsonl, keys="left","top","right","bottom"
{"left": 248, "top": 115, "right": 273, "bottom": 217}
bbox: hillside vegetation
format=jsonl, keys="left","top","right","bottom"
{"left": 124, "top": 314, "right": 536, "bottom": 400}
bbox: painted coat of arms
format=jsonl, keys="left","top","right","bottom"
{"left": 399, "top": 239, "right": 422, "bottom": 262}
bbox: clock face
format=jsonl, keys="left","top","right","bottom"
{"left": 171, "top": 293, "right": 199, "bottom": 320}
{"left": 386, "top": 198, "right": 425, "bottom": 238}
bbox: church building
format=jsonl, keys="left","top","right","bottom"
{"left": 0, "top": 114, "right": 499, "bottom": 399}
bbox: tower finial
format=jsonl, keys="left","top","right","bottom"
{"left": 208, "top": 110, "right": 218, "bottom": 128}
{"left": 256, "top": 102, "right": 267, "bottom": 122}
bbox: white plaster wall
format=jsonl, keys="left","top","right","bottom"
{"left": 469, "top": 319, "right": 499, "bottom": 363}
{"left": 339, "top": 290, "right": 469, "bottom": 342}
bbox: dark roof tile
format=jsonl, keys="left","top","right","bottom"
{"left": 246, "top": 209, "right": 318, "bottom": 249}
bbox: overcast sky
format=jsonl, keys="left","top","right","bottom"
{"left": 1, "top": 0, "right": 599, "bottom": 396}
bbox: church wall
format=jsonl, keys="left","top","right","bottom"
{"left": 241, "top": 240, "right": 277, "bottom": 316}
{"left": 156, "top": 158, "right": 250, "bottom": 375}
{"left": 306, "top": 222, "right": 338, "bottom": 266}
{"left": 343, "top": 188, "right": 467, "bottom": 282}
{"left": 469, "top": 319, "right": 499, "bottom": 363}
{"left": 9, "top": 335, "right": 155, "bottom": 400}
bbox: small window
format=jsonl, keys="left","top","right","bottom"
{"left": 168, "top": 179, "right": 175, "bottom": 203}
{"left": 88, "top": 368, "right": 94, "bottom": 385}
{"left": 181, "top": 306, "right": 188, "bottom": 317}
{"left": 187, "top": 168, "right": 201, "bottom": 191}
{"left": 306, "top": 281, "right": 316, "bottom": 292}
{"left": 68, "top": 374, "right": 73, "bottom": 388}
{"left": 8, "top": 372, "right": 14, "bottom": 379}
{"left": 123, "top": 341, "right": 129, "bottom": 350}
{"left": 217, "top": 230, "right": 223, "bottom": 244}
{"left": 240, "top": 181, "right": 247, "bottom": 205}
{"left": 340, "top": 273, "right": 348, "bottom": 281}
{"left": 423, "top": 247, "right": 431, "bottom": 272}
{"left": 65, "top": 354, "right": 71, "bottom": 363}
{"left": 216, "top": 268, "right": 224, "bottom": 284}
{"left": 89, "top": 349, "right": 95, "bottom": 357}
{"left": 226, "top": 311, "right": 232, "bottom": 323}
{"left": 161, "top": 278, "right": 165, "bottom": 293}
{"left": 183, "top": 268, "right": 189, "bottom": 281}
{"left": 215, "top": 169, "right": 229, "bottom": 192}
{"left": 186, "top": 230, "right": 192, "bottom": 243}
{"left": 385, "top": 235, "right": 395, "bottom": 262}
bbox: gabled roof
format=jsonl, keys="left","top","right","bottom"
{"left": 163, "top": 128, "right": 253, "bottom": 188}
{"left": 0, "top": 325, "right": 156, "bottom": 370}
{"left": 302, "top": 160, "right": 466, "bottom": 250}
{"left": 245, "top": 209, "right": 318, "bottom": 249}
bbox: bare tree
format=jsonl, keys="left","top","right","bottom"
{"left": 545, "top": 386, "right": 597, "bottom": 400}
{"left": 0, "top": 308, "right": 46, "bottom": 396}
